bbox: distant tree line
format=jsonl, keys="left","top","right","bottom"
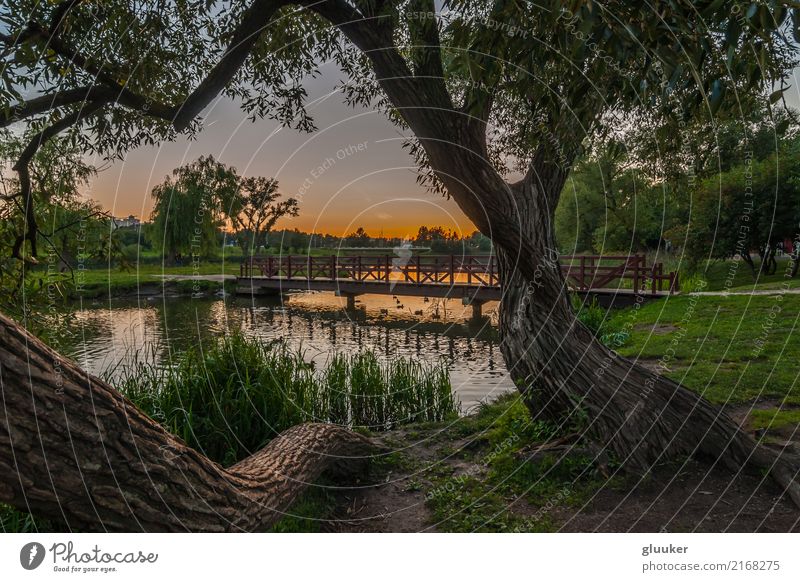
{"left": 555, "top": 106, "right": 800, "bottom": 278}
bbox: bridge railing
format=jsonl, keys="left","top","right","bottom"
{"left": 240, "top": 254, "right": 678, "bottom": 294}
{"left": 559, "top": 254, "right": 679, "bottom": 294}
{"left": 240, "top": 254, "right": 499, "bottom": 286}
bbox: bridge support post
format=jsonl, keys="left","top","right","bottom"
{"left": 463, "top": 296, "right": 487, "bottom": 320}
{"left": 336, "top": 290, "right": 360, "bottom": 310}
{"left": 471, "top": 301, "right": 483, "bottom": 320}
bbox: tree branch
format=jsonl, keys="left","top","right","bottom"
{"left": 173, "top": 0, "right": 291, "bottom": 131}
{"left": 406, "top": 0, "right": 452, "bottom": 109}
{"left": 11, "top": 100, "right": 108, "bottom": 259}
{"left": 4, "top": 20, "right": 176, "bottom": 122}
{"left": 2, "top": 86, "right": 108, "bottom": 128}
{"left": 49, "top": 0, "right": 85, "bottom": 35}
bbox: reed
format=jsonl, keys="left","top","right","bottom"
{"left": 117, "top": 333, "right": 459, "bottom": 466}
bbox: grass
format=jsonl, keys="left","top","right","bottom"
{"left": 411, "top": 279, "right": 800, "bottom": 531}
{"left": 0, "top": 504, "right": 54, "bottom": 533}
{"left": 35, "top": 254, "right": 800, "bottom": 301}
{"left": 1, "top": 334, "right": 459, "bottom": 531}
{"left": 693, "top": 256, "right": 798, "bottom": 292}
{"left": 749, "top": 408, "right": 800, "bottom": 431}
{"left": 266, "top": 488, "right": 339, "bottom": 533}
{"left": 67, "top": 263, "right": 238, "bottom": 297}
{"left": 415, "top": 395, "right": 614, "bottom": 532}
{"left": 6, "top": 255, "right": 800, "bottom": 532}
{"left": 600, "top": 293, "right": 800, "bottom": 406}
{"left": 119, "top": 334, "right": 459, "bottom": 467}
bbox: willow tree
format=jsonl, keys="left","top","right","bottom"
{"left": 2, "top": 1, "right": 800, "bottom": 530}
{"left": 150, "top": 156, "right": 241, "bottom": 263}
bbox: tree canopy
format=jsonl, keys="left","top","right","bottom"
{"left": 236, "top": 176, "right": 299, "bottom": 254}
{"left": 2, "top": 1, "right": 799, "bottom": 260}
{"left": 150, "top": 155, "right": 296, "bottom": 262}
{"left": 556, "top": 108, "right": 800, "bottom": 258}
{"left": 4, "top": 0, "right": 800, "bottom": 513}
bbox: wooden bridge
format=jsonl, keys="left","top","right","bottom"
{"left": 237, "top": 254, "right": 679, "bottom": 316}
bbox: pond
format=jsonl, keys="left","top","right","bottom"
{"left": 54, "top": 291, "right": 515, "bottom": 411}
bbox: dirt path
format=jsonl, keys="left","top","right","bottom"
{"left": 325, "top": 405, "right": 800, "bottom": 533}
{"left": 691, "top": 288, "right": 800, "bottom": 296}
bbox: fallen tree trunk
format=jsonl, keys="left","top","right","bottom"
{"left": 0, "top": 312, "right": 375, "bottom": 532}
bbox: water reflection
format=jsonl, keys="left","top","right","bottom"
{"left": 58, "top": 292, "right": 514, "bottom": 410}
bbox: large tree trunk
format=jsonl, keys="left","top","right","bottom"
{"left": 492, "top": 179, "right": 800, "bottom": 505}
{"left": 0, "top": 312, "right": 374, "bottom": 531}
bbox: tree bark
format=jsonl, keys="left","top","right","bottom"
{"left": 492, "top": 177, "right": 800, "bottom": 505}
{"left": 0, "top": 312, "right": 375, "bottom": 531}
{"left": 741, "top": 251, "right": 757, "bottom": 279}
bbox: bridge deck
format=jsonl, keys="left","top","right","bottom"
{"left": 236, "top": 275, "right": 673, "bottom": 308}
{"left": 236, "top": 254, "right": 677, "bottom": 309}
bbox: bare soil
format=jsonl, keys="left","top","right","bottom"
{"left": 326, "top": 405, "right": 800, "bottom": 533}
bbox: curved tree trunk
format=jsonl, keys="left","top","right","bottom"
{"left": 0, "top": 312, "right": 374, "bottom": 531}
{"left": 492, "top": 180, "right": 800, "bottom": 505}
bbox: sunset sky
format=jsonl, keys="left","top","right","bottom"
{"left": 86, "top": 64, "right": 474, "bottom": 240}
{"left": 86, "top": 61, "right": 800, "bottom": 240}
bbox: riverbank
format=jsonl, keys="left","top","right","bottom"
{"left": 5, "top": 387, "right": 797, "bottom": 533}
{"left": 43, "top": 266, "right": 800, "bottom": 451}
{"left": 288, "top": 290, "right": 800, "bottom": 532}
{"left": 5, "top": 264, "right": 799, "bottom": 532}
{"left": 317, "top": 394, "right": 799, "bottom": 532}
{"left": 53, "top": 264, "right": 238, "bottom": 298}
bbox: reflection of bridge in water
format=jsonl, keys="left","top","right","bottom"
{"left": 238, "top": 254, "right": 679, "bottom": 317}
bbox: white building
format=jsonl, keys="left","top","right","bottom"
{"left": 112, "top": 215, "right": 141, "bottom": 229}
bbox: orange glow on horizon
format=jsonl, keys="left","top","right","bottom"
{"left": 285, "top": 217, "right": 478, "bottom": 240}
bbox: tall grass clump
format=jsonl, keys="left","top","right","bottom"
{"left": 0, "top": 504, "right": 53, "bottom": 533}
{"left": 569, "top": 294, "right": 631, "bottom": 349}
{"left": 571, "top": 294, "right": 607, "bottom": 336}
{"left": 117, "top": 333, "right": 459, "bottom": 466}
{"left": 326, "top": 352, "right": 457, "bottom": 429}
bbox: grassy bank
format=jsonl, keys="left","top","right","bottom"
{"left": 61, "top": 263, "right": 238, "bottom": 298}
{"left": 598, "top": 293, "right": 800, "bottom": 406}
{"left": 4, "top": 267, "right": 800, "bottom": 532}
{"left": 35, "top": 254, "right": 800, "bottom": 300}
{"left": 698, "top": 256, "right": 798, "bottom": 291}
{"left": 320, "top": 291, "right": 800, "bottom": 532}
{"left": 405, "top": 395, "right": 609, "bottom": 532}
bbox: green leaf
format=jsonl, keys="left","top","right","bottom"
{"left": 769, "top": 88, "right": 786, "bottom": 104}
{"left": 792, "top": 10, "right": 800, "bottom": 43}
{"left": 775, "top": 118, "right": 791, "bottom": 134}
{"left": 725, "top": 18, "right": 741, "bottom": 47}
{"left": 709, "top": 79, "right": 725, "bottom": 115}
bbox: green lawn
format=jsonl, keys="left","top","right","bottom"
{"left": 605, "top": 293, "right": 800, "bottom": 406}
{"left": 31, "top": 262, "right": 241, "bottom": 297}
{"left": 699, "top": 256, "right": 798, "bottom": 291}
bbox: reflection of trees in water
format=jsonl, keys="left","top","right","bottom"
{"left": 241, "top": 299, "right": 502, "bottom": 370}
{"left": 59, "top": 296, "right": 509, "bottom": 395}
